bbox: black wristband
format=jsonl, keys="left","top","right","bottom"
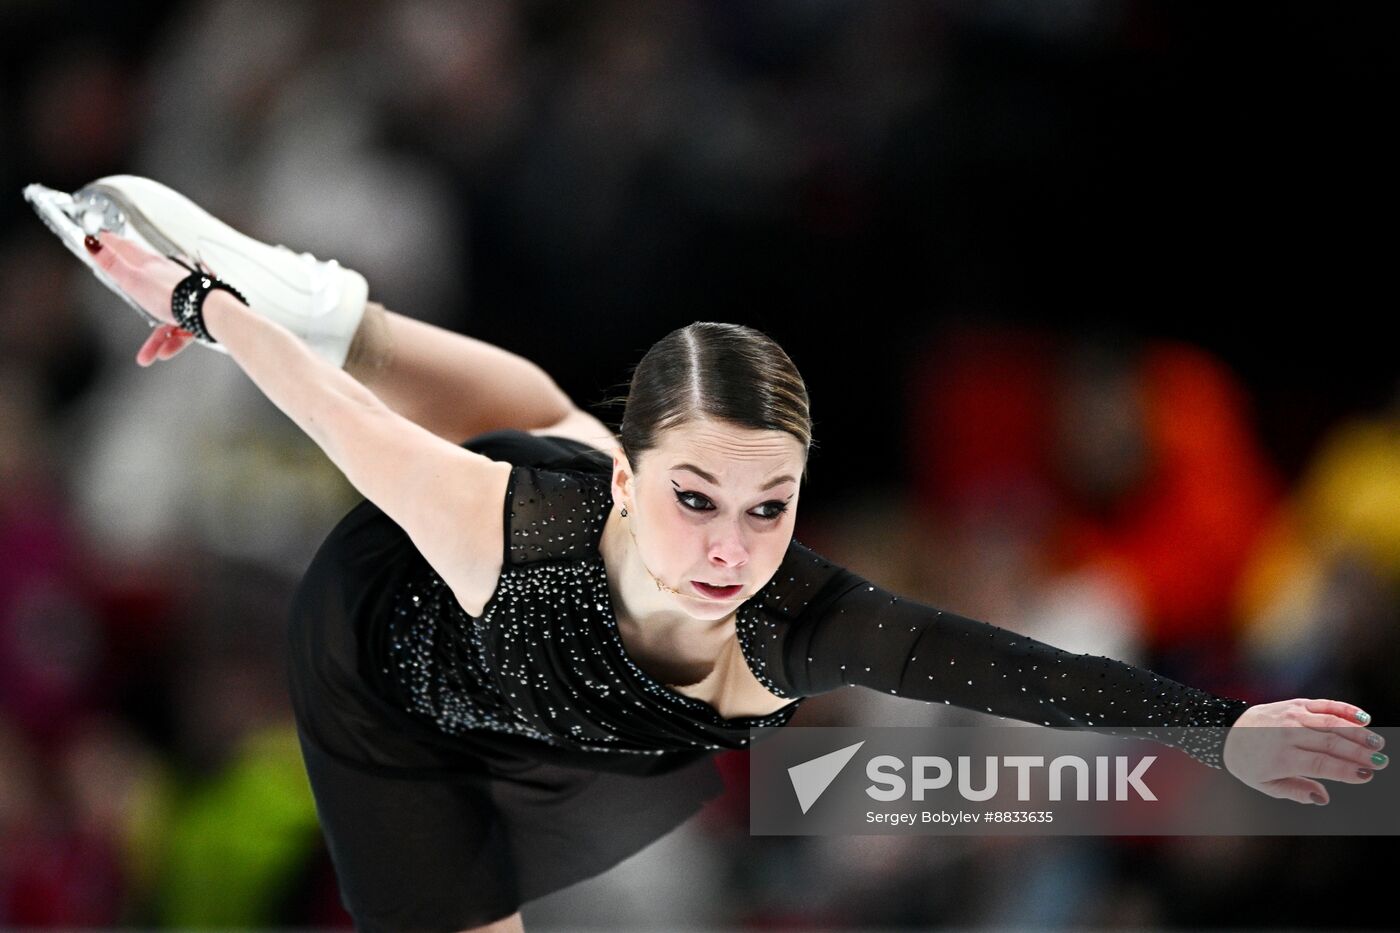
{"left": 169, "top": 257, "right": 248, "bottom": 345}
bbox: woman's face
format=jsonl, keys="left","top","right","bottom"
{"left": 613, "top": 417, "right": 806, "bottom": 620}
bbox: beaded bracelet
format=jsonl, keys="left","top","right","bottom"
{"left": 168, "top": 255, "right": 248, "bottom": 345}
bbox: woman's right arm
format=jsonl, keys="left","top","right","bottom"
{"left": 89, "top": 228, "right": 510, "bottom": 596}
{"left": 201, "top": 291, "right": 513, "bottom": 600}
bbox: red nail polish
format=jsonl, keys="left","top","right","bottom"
{"left": 84, "top": 234, "right": 102, "bottom": 254}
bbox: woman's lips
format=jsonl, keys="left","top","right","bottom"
{"left": 692, "top": 581, "right": 742, "bottom": 599}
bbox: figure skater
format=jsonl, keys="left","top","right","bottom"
{"left": 25, "top": 177, "right": 1385, "bottom": 933}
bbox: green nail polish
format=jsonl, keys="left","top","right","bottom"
{"left": 1371, "top": 752, "right": 1387, "bottom": 766}
{"left": 1356, "top": 710, "right": 1371, "bottom": 724}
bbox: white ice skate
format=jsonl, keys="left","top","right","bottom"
{"left": 23, "top": 175, "right": 368, "bottom": 368}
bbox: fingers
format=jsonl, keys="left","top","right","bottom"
{"left": 1297, "top": 710, "right": 1385, "bottom": 753}
{"left": 1303, "top": 698, "right": 1371, "bottom": 725}
{"left": 90, "top": 229, "right": 155, "bottom": 266}
{"left": 87, "top": 231, "right": 184, "bottom": 327}
{"left": 1265, "top": 777, "right": 1330, "bottom": 806}
{"left": 136, "top": 325, "right": 196, "bottom": 367}
{"left": 1287, "top": 737, "right": 1386, "bottom": 784}
{"left": 160, "top": 328, "right": 196, "bottom": 358}
{"left": 84, "top": 232, "right": 123, "bottom": 280}
{"left": 136, "top": 330, "right": 162, "bottom": 367}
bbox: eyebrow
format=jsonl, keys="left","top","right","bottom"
{"left": 671, "top": 463, "right": 798, "bottom": 491}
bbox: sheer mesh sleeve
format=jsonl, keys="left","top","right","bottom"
{"left": 455, "top": 429, "right": 614, "bottom": 568}
{"left": 504, "top": 465, "right": 612, "bottom": 567}
{"left": 740, "top": 544, "right": 1253, "bottom": 770}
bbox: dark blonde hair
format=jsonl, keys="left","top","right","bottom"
{"left": 597, "top": 322, "right": 816, "bottom": 482}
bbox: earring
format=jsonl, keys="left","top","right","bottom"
{"left": 621, "top": 506, "right": 628, "bottom": 517}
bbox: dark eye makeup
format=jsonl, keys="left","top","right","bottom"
{"left": 672, "top": 485, "right": 791, "bottom": 521}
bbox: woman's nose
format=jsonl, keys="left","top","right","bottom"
{"left": 708, "top": 528, "right": 750, "bottom": 568}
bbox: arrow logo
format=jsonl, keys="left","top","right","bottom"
{"left": 788, "top": 741, "right": 865, "bottom": 814}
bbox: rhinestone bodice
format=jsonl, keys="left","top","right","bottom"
{"left": 378, "top": 459, "right": 808, "bottom": 760}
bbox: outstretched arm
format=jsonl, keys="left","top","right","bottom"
{"left": 787, "top": 570, "right": 1250, "bottom": 767}
{"left": 783, "top": 567, "right": 1384, "bottom": 802}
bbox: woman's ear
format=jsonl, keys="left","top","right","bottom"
{"left": 611, "top": 455, "right": 631, "bottom": 507}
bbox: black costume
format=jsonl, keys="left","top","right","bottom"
{"left": 287, "top": 430, "right": 1252, "bottom": 930}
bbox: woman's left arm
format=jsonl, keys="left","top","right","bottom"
{"left": 783, "top": 569, "right": 1384, "bottom": 803}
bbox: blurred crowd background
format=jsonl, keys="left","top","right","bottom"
{"left": 1, "top": 0, "right": 1396, "bottom": 928}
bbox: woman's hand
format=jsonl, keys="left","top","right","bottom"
{"left": 1222, "top": 698, "right": 1384, "bottom": 805}
{"left": 82, "top": 231, "right": 199, "bottom": 366}
{"left": 136, "top": 323, "right": 198, "bottom": 367}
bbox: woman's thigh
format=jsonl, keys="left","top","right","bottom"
{"left": 295, "top": 727, "right": 525, "bottom": 931}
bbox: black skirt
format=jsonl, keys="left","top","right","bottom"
{"left": 286, "top": 432, "right": 726, "bottom": 930}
